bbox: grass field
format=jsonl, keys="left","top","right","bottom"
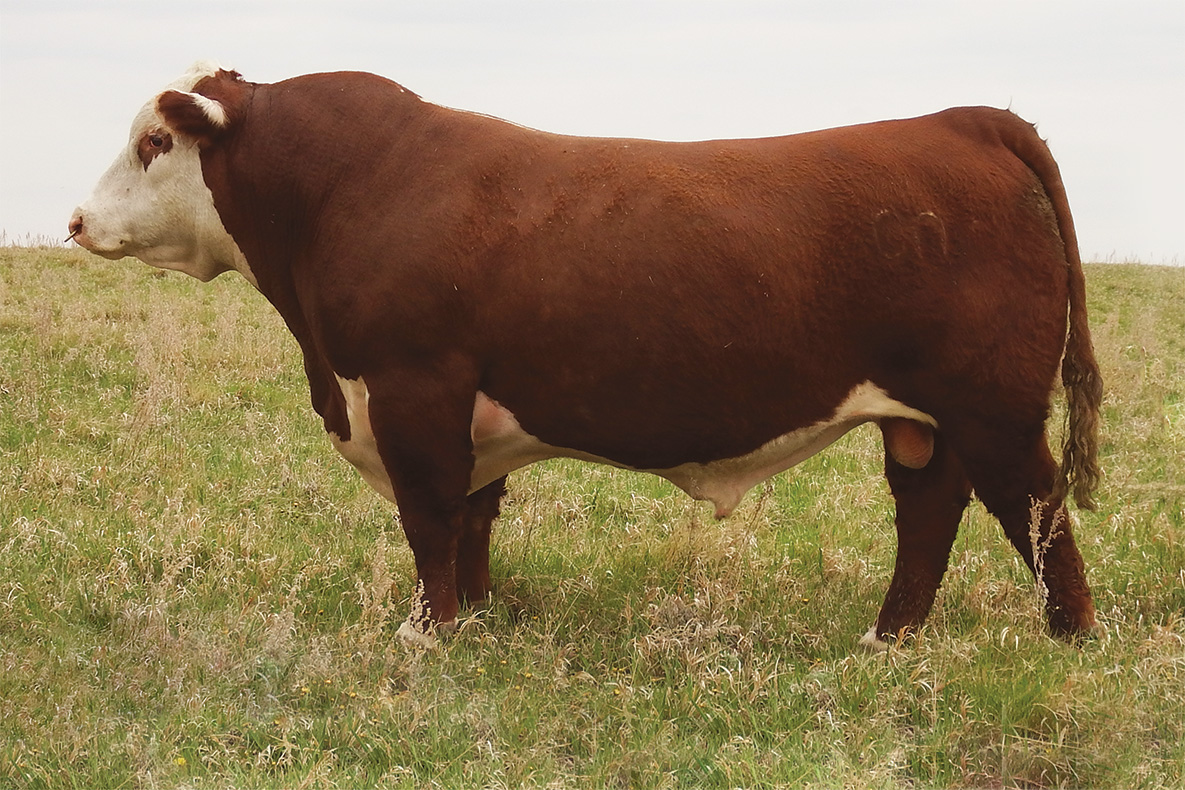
{"left": 1, "top": 247, "right": 1182, "bottom": 788}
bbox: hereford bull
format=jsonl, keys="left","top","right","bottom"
{"left": 70, "top": 63, "right": 1102, "bottom": 648}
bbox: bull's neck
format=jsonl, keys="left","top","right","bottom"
{"left": 200, "top": 128, "right": 423, "bottom": 430}
{"left": 202, "top": 79, "right": 429, "bottom": 327}
{"left": 197, "top": 79, "right": 448, "bottom": 430}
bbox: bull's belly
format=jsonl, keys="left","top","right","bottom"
{"left": 330, "top": 376, "right": 936, "bottom": 517}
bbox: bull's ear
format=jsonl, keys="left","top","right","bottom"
{"left": 157, "top": 90, "right": 229, "bottom": 143}
{"left": 157, "top": 70, "right": 246, "bottom": 146}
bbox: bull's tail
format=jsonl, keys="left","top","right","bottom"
{"left": 1059, "top": 263, "right": 1103, "bottom": 510}
{"left": 998, "top": 112, "right": 1103, "bottom": 509}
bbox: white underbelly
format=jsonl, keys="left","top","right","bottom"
{"left": 469, "top": 381, "right": 935, "bottom": 517}
{"left": 330, "top": 374, "right": 397, "bottom": 502}
{"left": 330, "top": 375, "right": 935, "bottom": 516}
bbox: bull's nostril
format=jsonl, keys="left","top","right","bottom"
{"left": 66, "top": 216, "right": 83, "bottom": 243}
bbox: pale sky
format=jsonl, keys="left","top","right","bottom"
{"left": 2, "top": 0, "right": 1183, "bottom": 263}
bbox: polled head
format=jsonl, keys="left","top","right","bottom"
{"left": 68, "top": 61, "right": 255, "bottom": 285}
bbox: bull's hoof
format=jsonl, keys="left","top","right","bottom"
{"left": 1046, "top": 600, "right": 1097, "bottom": 645}
{"left": 858, "top": 625, "right": 890, "bottom": 653}
{"left": 1048, "top": 618, "right": 1101, "bottom": 647}
{"left": 395, "top": 617, "right": 456, "bottom": 649}
{"left": 395, "top": 620, "right": 437, "bottom": 649}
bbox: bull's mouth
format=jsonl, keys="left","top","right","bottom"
{"left": 89, "top": 246, "right": 130, "bottom": 261}
{"left": 66, "top": 221, "right": 129, "bottom": 260}
{"left": 75, "top": 236, "right": 129, "bottom": 260}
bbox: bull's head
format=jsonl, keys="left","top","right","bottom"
{"left": 69, "top": 62, "right": 256, "bottom": 285}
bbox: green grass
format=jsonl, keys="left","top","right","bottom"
{"left": 2, "top": 247, "right": 1182, "bottom": 788}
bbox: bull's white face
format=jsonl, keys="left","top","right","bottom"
{"left": 69, "top": 63, "right": 256, "bottom": 286}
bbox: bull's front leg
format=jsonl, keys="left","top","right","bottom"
{"left": 397, "top": 476, "right": 508, "bottom": 647}
{"left": 362, "top": 369, "right": 481, "bottom": 646}
{"left": 456, "top": 476, "right": 508, "bottom": 605}
{"left": 397, "top": 490, "right": 467, "bottom": 641}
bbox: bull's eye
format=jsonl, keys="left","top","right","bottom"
{"left": 137, "top": 130, "right": 173, "bottom": 171}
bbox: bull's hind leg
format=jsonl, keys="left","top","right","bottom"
{"left": 863, "top": 429, "right": 972, "bottom": 650}
{"left": 456, "top": 476, "right": 507, "bottom": 605}
{"left": 956, "top": 423, "right": 1095, "bottom": 639}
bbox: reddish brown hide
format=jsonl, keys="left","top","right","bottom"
{"left": 116, "top": 69, "right": 1106, "bottom": 646}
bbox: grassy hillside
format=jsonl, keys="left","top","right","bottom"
{"left": 1, "top": 248, "right": 1182, "bottom": 788}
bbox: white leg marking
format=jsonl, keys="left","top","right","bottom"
{"left": 859, "top": 624, "right": 890, "bottom": 652}
{"left": 395, "top": 620, "right": 439, "bottom": 649}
